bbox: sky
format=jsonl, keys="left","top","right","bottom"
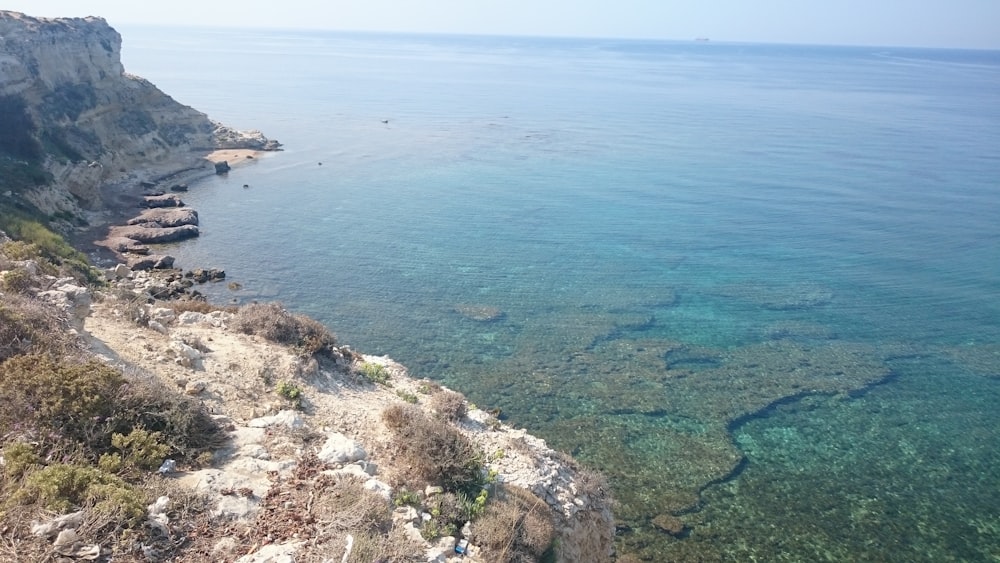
{"left": 5, "top": 0, "right": 1000, "bottom": 49}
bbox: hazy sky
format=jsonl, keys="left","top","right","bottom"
{"left": 6, "top": 0, "right": 1000, "bottom": 49}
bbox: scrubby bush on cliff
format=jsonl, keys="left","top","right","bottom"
{"left": 429, "top": 389, "right": 468, "bottom": 421}
{"left": 381, "top": 404, "right": 485, "bottom": 496}
{"left": 0, "top": 294, "right": 81, "bottom": 361}
{"left": 0, "top": 353, "right": 225, "bottom": 557}
{"left": 0, "top": 354, "right": 223, "bottom": 468}
{"left": 359, "top": 361, "right": 391, "bottom": 385}
{"left": 472, "top": 484, "right": 557, "bottom": 563}
{"left": 233, "top": 301, "right": 339, "bottom": 358}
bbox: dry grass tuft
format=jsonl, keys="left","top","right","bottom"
{"left": 472, "top": 485, "right": 556, "bottom": 563}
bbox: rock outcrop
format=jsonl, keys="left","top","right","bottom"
{"left": 0, "top": 10, "right": 279, "bottom": 220}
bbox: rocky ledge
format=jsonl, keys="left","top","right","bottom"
{"left": 77, "top": 270, "right": 616, "bottom": 562}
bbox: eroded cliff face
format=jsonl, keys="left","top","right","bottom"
{"left": 0, "top": 11, "right": 277, "bottom": 218}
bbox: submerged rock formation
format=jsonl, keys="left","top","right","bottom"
{"left": 0, "top": 10, "right": 279, "bottom": 220}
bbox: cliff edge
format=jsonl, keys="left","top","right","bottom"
{"left": 0, "top": 10, "right": 279, "bottom": 223}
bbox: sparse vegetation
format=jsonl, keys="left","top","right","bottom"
{"left": 396, "top": 389, "right": 419, "bottom": 403}
{"left": 359, "top": 361, "right": 391, "bottom": 385}
{"left": 417, "top": 379, "right": 441, "bottom": 394}
{"left": 276, "top": 379, "right": 304, "bottom": 408}
{"left": 0, "top": 221, "right": 591, "bottom": 561}
{"left": 0, "top": 215, "right": 101, "bottom": 284}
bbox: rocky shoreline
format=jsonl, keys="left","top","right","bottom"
{"left": 91, "top": 148, "right": 265, "bottom": 278}
{"left": 1, "top": 10, "right": 615, "bottom": 560}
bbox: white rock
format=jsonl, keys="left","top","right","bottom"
{"left": 53, "top": 528, "right": 78, "bottom": 548}
{"left": 176, "top": 311, "right": 208, "bottom": 325}
{"left": 248, "top": 410, "right": 304, "bottom": 429}
{"left": 364, "top": 478, "right": 393, "bottom": 500}
{"left": 235, "top": 541, "right": 305, "bottom": 563}
{"left": 317, "top": 432, "right": 366, "bottom": 463}
{"left": 332, "top": 463, "right": 368, "bottom": 480}
{"left": 113, "top": 263, "right": 132, "bottom": 279}
{"left": 148, "top": 320, "right": 168, "bottom": 335}
{"left": 393, "top": 506, "right": 419, "bottom": 522}
{"left": 150, "top": 307, "right": 176, "bottom": 324}
{"left": 31, "top": 511, "right": 84, "bottom": 538}
{"left": 402, "top": 522, "right": 425, "bottom": 544}
{"left": 171, "top": 340, "right": 202, "bottom": 368}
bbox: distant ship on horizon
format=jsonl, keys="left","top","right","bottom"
{"left": 695, "top": 37, "right": 710, "bottom": 42}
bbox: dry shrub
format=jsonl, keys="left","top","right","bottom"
{"left": 304, "top": 474, "right": 391, "bottom": 538}
{"left": 233, "top": 302, "right": 338, "bottom": 357}
{"left": 380, "top": 404, "right": 484, "bottom": 495}
{"left": 347, "top": 528, "right": 426, "bottom": 563}
{"left": 0, "top": 293, "right": 80, "bottom": 361}
{"left": 429, "top": 389, "right": 468, "bottom": 422}
{"left": 472, "top": 485, "right": 556, "bottom": 563}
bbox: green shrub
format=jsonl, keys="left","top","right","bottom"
{"left": 417, "top": 380, "right": 441, "bottom": 395}
{"left": 2, "top": 442, "right": 41, "bottom": 480}
{"left": 110, "top": 428, "right": 170, "bottom": 471}
{"left": 359, "top": 362, "right": 390, "bottom": 385}
{"left": 393, "top": 488, "right": 421, "bottom": 507}
{"left": 0, "top": 267, "right": 33, "bottom": 293}
{"left": 0, "top": 240, "right": 39, "bottom": 261}
{"left": 396, "top": 389, "right": 419, "bottom": 404}
{"left": 0, "top": 354, "right": 125, "bottom": 446}
{"left": 0, "top": 355, "right": 224, "bottom": 466}
{"left": 380, "top": 404, "right": 484, "bottom": 495}
{"left": 11, "top": 464, "right": 145, "bottom": 526}
{"left": 275, "top": 379, "right": 304, "bottom": 408}
{"left": 0, "top": 216, "right": 101, "bottom": 285}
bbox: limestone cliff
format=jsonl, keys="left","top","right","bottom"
{"left": 0, "top": 11, "right": 278, "bottom": 219}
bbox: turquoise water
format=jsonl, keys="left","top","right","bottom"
{"left": 119, "top": 28, "right": 1000, "bottom": 560}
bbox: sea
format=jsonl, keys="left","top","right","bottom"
{"left": 118, "top": 26, "right": 1000, "bottom": 561}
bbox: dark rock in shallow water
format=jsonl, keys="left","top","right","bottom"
{"left": 214, "top": 160, "right": 230, "bottom": 174}
{"left": 652, "top": 514, "right": 688, "bottom": 538}
{"left": 127, "top": 254, "right": 175, "bottom": 271}
{"left": 169, "top": 183, "right": 188, "bottom": 192}
{"left": 186, "top": 268, "right": 225, "bottom": 283}
{"left": 143, "top": 193, "right": 184, "bottom": 208}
